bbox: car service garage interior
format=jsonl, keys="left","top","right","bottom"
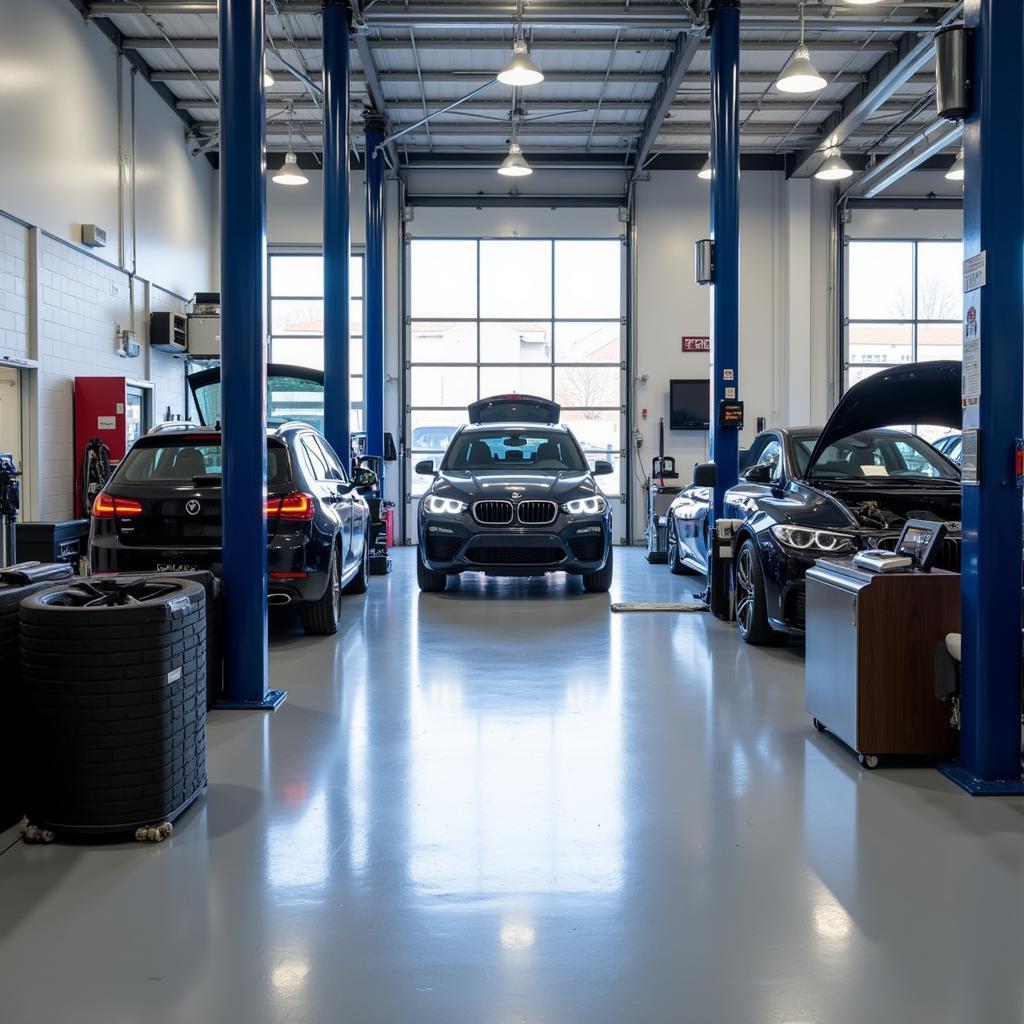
{"left": 1, "top": 1, "right": 1022, "bottom": 1021}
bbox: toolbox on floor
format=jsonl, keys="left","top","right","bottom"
{"left": 15, "top": 520, "right": 90, "bottom": 566}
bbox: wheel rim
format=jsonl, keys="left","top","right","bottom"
{"left": 330, "top": 555, "right": 341, "bottom": 619}
{"left": 735, "top": 545, "right": 754, "bottom": 637}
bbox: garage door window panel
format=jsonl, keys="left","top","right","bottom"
{"left": 554, "top": 240, "right": 621, "bottom": 320}
{"left": 411, "top": 322, "right": 478, "bottom": 364}
{"left": 410, "top": 241, "right": 477, "bottom": 318}
{"left": 479, "top": 241, "right": 552, "bottom": 319}
{"left": 480, "top": 322, "right": 551, "bottom": 364}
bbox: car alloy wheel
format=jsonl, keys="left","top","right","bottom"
{"left": 330, "top": 554, "right": 341, "bottom": 621}
{"left": 735, "top": 543, "right": 755, "bottom": 638}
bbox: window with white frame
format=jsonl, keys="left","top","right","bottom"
{"left": 268, "top": 252, "right": 365, "bottom": 430}
{"left": 845, "top": 239, "right": 963, "bottom": 392}
{"left": 406, "top": 238, "right": 624, "bottom": 499}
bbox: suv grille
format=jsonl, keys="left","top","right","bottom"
{"left": 473, "top": 500, "right": 514, "bottom": 525}
{"left": 517, "top": 500, "right": 558, "bottom": 525}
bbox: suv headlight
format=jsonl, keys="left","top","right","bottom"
{"left": 770, "top": 524, "right": 854, "bottom": 553}
{"left": 422, "top": 495, "right": 468, "bottom": 515}
{"left": 561, "top": 495, "right": 607, "bottom": 516}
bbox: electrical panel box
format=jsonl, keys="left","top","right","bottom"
{"left": 187, "top": 315, "right": 221, "bottom": 358}
{"left": 150, "top": 312, "right": 188, "bottom": 354}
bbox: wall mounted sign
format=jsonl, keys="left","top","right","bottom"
{"left": 681, "top": 336, "right": 710, "bottom": 353}
{"left": 963, "top": 251, "right": 987, "bottom": 293}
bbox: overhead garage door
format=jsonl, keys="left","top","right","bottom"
{"left": 404, "top": 237, "right": 627, "bottom": 541}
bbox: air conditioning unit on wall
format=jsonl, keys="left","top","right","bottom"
{"left": 187, "top": 315, "right": 220, "bottom": 358}
{"left": 150, "top": 312, "right": 187, "bottom": 354}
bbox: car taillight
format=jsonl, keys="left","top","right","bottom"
{"left": 266, "top": 492, "right": 315, "bottom": 521}
{"left": 92, "top": 492, "right": 143, "bottom": 518}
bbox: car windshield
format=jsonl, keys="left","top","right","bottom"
{"left": 443, "top": 429, "right": 587, "bottom": 472}
{"left": 792, "top": 431, "right": 960, "bottom": 481}
{"left": 118, "top": 441, "right": 291, "bottom": 486}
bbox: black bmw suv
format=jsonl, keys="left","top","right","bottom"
{"left": 415, "top": 395, "right": 614, "bottom": 593}
{"left": 89, "top": 422, "right": 376, "bottom": 635}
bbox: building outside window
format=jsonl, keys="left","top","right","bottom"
{"left": 268, "top": 252, "right": 365, "bottom": 431}
{"left": 845, "top": 239, "right": 963, "bottom": 390}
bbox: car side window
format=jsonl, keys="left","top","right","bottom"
{"left": 756, "top": 439, "right": 783, "bottom": 479}
{"left": 299, "top": 435, "right": 331, "bottom": 481}
{"left": 313, "top": 435, "right": 348, "bottom": 483}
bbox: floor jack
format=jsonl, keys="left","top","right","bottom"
{"left": 645, "top": 419, "right": 682, "bottom": 564}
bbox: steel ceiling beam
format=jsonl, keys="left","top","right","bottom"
{"left": 633, "top": 27, "right": 703, "bottom": 174}
{"left": 351, "top": 28, "right": 399, "bottom": 166}
{"left": 785, "top": 1, "right": 963, "bottom": 177}
{"left": 851, "top": 118, "right": 963, "bottom": 198}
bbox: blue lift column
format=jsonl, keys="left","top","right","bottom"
{"left": 216, "top": 0, "right": 285, "bottom": 709}
{"left": 363, "top": 111, "right": 387, "bottom": 462}
{"left": 322, "top": 0, "right": 352, "bottom": 467}
{"left": 708, "top": 0, "right": 741, "bottom": 523}
{"left": 939, "top": 0, "right": 1024, "bottom": 794}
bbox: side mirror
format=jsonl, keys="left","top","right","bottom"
{"left": 743, "top": 463, "right": 773, "bottom": 484}
{"left": 693, "top": 462, "right": 717, "bottom": 487}
{"left": 738, "top": 447, "right": 752, "bottom": 473}
{"left": 593, "top": 460, "right": 614, "bottom": 476}
{"left": 415, "top": 459, "right": 436, "bottom": 476}
{"left": 352, "top": 467, "right": 379, "bottom": 492}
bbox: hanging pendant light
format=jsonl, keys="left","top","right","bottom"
{"left": 498, "top": 3, "right": 543, "bottom": 87}
{"left": 498, "top": 37, "right": 544, "bottom": 87}
{"left": 698, "top": 156, "right": 712, "bottom": 180}
{"left": 776, "top": 3, "right": 826, "bottom": 94}
{"left": 815, "top": 146, "right": 854, "bottom": 181}
{"left": 945, "top": 145, "right": 965, "bottom": 181}
{"left": 264, "top": 62, "right": 275, "bottom": 88}
{"left": 498, "top": 141, "right": 533, "bottom": 177}
{"left": 272, "top": 117, "right": 309, "bottom": 186}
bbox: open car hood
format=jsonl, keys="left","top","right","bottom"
{"left": 802, "top": 361, "right": 962, "bottom": 477}
{"left": 468, "top": 394, "right": 560, "bottom": 425}
{"left": 187, "top": 363, "right": 325, "bottom": 430}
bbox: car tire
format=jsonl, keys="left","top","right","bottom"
{"left": 582, "top": 546, "right": 614, "bottom": 593}
{"left": 735, "top": 539, "right": 776, "bottom": 645}
{"left": 667, "top": 522, "right": 688, "bottom": 576}
{"left": 342, "top": 529, "right": 370, "bottom": 595}
{"left": 301, "top": 547, "right": 342, "bottom": 636}
{"left": 18, "top": 577, "right": 207, "bottom": 833}
{"left": 416, "top": 545, "right": 448, "bottom": 593}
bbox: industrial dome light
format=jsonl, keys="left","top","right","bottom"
{"left": 776, "top": 44, "right": 827, "bottom": 94}
{"left": 698, "top": 157, "right": 712, "bottom": 180}
{"left": 945, "top": 146, "right": 965, "bottom": 181}
{"left": 264, "top": 66, "right": 275, "bottom": 88}
{"left": 497, "top": 141, "right": 533, "bottom": 177}
{"left": 814, "top": 146, "right": 854, "bottom": 181}
{"left": 272, "top": 151, "right": 309, "bottom": 186}
{"left": 498, "top": 38, "right": 544, "bottom": 87}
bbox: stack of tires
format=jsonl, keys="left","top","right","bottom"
{"left": 18, "top": 577, "right": 207, "bottom": 841}
{"left": 0, "top": 566, "right": 74, "bottom": 831}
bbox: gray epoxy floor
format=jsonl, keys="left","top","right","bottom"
{"left": 2, "top": 547, "right": 1024, "bottom": 1024}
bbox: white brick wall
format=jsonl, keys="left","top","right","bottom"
{"left": 0, "top": 220, "right": 29, "bottom": 362}
{"left": 0, "top": 210, "right": 190, "bottom": 522}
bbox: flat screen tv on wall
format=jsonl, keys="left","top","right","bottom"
{"left": 670, "top": 379, "right": 710, "bottom": 430}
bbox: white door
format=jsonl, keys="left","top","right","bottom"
{"left": 0, "top": 368, "right": 21, "bottom": 468}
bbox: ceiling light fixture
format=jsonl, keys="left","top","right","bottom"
{"left": 264, "top": 65, "right": 275, "bottom": 89}
{"left": 272, "top": 116, "right": 308, "bottom": 186}
{"left": 945, "top": 145, "right": 965, "bottom": 181}
{"left": 698, "top": 157, "right": 712, "bottom": 180}
{"left": 498, "top": 37, "right": 544, "bottom": 87}
{"left": 498, "top": 141, "right": 532, "bottom": 177}
{"left": 776, "top": 3, "right": 827, "bottom": 94}
{"left": 498, "top": 3, "right": 544, "bottom": 87}
{"left": 840, "top": 1, "right": 885, "bottom": 6}
{"left": 815, "top": 146, "right": 854, "bottom": 181}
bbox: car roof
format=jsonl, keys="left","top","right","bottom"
{"left": 135, "top": 425, "right": 296, "bottom": 446}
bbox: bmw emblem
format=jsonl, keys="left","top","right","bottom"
{"left": 186, "top": 499, "right": 202, "bottom": 516}
{"left": 510, "top": 490, "right": 523, "bottom": 501}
